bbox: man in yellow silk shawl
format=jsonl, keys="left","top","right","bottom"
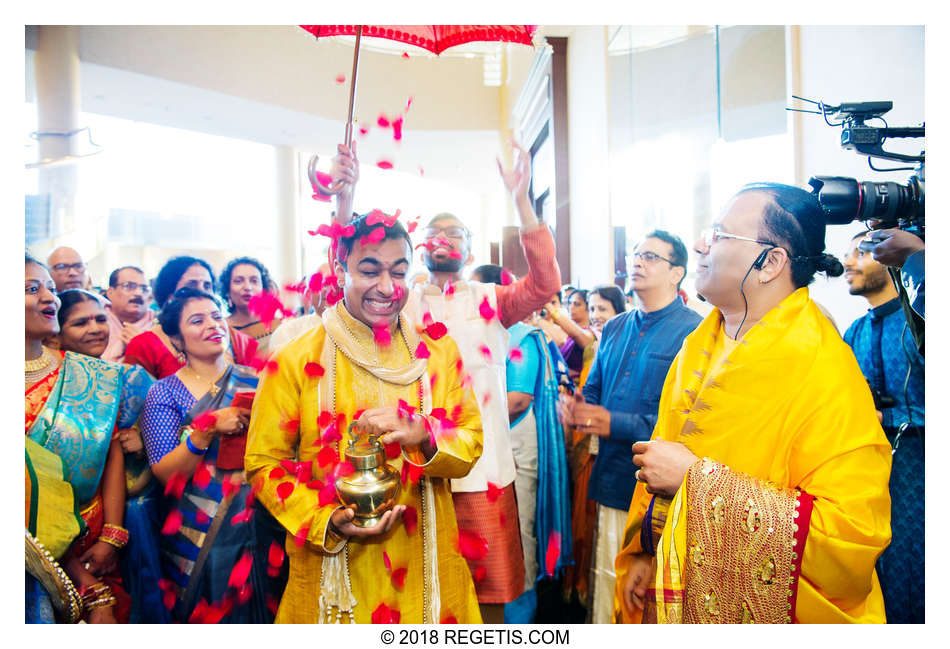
{"left": 614, "top": 184, "right": 892, "bottom": 624}
{"left": 246, "top": 214, "right": 483, "bottom": 623}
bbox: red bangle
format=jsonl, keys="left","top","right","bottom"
{"left": 99, "top": 523, "right": 129, "bottom": 549}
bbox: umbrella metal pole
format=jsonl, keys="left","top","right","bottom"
{"left": 308, "top": 25, "right": 363, "bottom": 196}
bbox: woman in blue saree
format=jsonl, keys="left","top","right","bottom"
{"left": 141, "top": 287, "right": 287, "bottom": 623}
{"left": 55, "top": 288, "right": 163, "bottom": 623}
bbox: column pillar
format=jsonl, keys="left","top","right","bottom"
{"left": 274, "top": 145, "right": 302, "bottom": 285}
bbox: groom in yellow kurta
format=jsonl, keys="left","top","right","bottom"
{"left": 246, "top": 214, "right": 483, "bottom": 623}
{"left": 614, "top": 184, "right": 892, "bottom": 624}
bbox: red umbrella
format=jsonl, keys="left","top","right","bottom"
{"left": 300, "top": 25, "right": 538, "bottom": 194}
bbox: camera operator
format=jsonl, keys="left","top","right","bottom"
{"left": 866, "top": 227, "right": 925, "bottom": 320}
{"left": 842, "top": 231, "right": 924, "bottom": 624}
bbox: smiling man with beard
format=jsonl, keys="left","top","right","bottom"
{"left": 102, "top": 266, "right": 155, "bottom": 363}
{"left": 842, "top": 231, "right": 925, "bottom": 624}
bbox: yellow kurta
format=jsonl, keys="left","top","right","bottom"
{"left": 614, "top": 287, "right": 892, "bottom": 624}
{"left": 246, "top": 304, "right": 483, "bottom": 623}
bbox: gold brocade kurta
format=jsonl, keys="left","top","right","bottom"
{"left": 246, "top": 304, "right": 483, "bottom": 624}
{"left": 613, "top": 288, "right": 892, "bottom": 624}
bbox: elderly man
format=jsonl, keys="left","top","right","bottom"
{"left": 558, "top": 230, "right": 701, "bottom": 624}
{"left": 613, "top": 183, "right": 892, "bottom": 624}
{"left": 47, "top": 246, "right": 87, "bottom": 292}
{"left": 246, "top": 213, "right": 484, "bottom": 623}
{"left": 102, "top": 266, "right": 155, "bottom": 363}
{"left": 328, "top": 142, "right": 561, "bottom": 623}
{"left": 843, "top": 232, "right": 925, "bottom": 623}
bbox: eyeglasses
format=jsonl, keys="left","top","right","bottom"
{"left": 51, "top": 262, "right": 86, "bottom": 273}
{"left": 700, "top": 228, "right": 775, "bottom": 249}
{"left": 632, "top": 250, "right": 675, "bottom": 265}
{"left": 424, "top": 226, "right": 468, "bottom": 239}
{"left": 115, "top": 281, "right": 151, "bottom": 293}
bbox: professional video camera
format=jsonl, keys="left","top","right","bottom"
{"left": 787, "top": 97, "right": 925, "bottom": 239}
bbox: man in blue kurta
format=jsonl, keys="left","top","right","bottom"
{"left": 842, "top": 231, "right": 924, "bottom": 624}
{"left": 558, "top": 230, "right": 701, "bottom": 623}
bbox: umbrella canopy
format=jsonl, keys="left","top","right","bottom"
{"left": 300, "top": 25, "right": 537, "bottom": 55}
{"left": 301, "top": 25, "right": 538, "bottom": 194}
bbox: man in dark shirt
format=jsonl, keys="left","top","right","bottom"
{"left": 558, "top": 230, "right": 701, "bottom": 623}
{"left": 843, "top": 231, "right": 925, "bottom": 624}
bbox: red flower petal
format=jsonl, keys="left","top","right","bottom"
{"left": 305, "top": 478, "right": 325, "bottom": 491}
{"left": 376, "top": 159, "right": 394, "bottom": 170}
{"left": 418, "top": 166, "right": 425, "bottom": 177}
{"left": 473, "top": 564, "right": 487, "bottom": 582}
{"left": 373, "top": 324, "right": 392, "bottom": 346}
{"left": 508, "top": 347, "right": 524, "bottom": 363}
{"left": 304, "top": 362, "right": 325, "bottom": 378}
{"left": 444, "top": 281, "right": 455, "bottom": 296}
{"left": 317, "top": 446, "right": 338, "bottom": 468}
{"left": 231, "top": 508, "right": 254, "bottom": 525}
{"left": 500, "top": 269, "right": 514, "bottom": 286}
{"left": 276, "top": 481, "right": 295, "bottom": 504}
{"left": 317, "top": 410, "right": 334, "bottom": 429}
{"left": 164, "top": 471, "right": 187, "bottom": 500}
{"left": 382, "top": 550, "right": 392, "bottom": 573}
{"left": 295, "top": 461, "right": 313, "bottom": 484}
{"left": 280, "top": 418, "right": 300, "bottom": 434}
{"left": 424, "top": 321, "right": 447, "bottom": 340}
{"left": 317, "top": 483, "right": 337, "bottom": 507}
{"left": 390, "top": 566, "right": 407, "bottom": 591}
{"left": 237, "top": 582, "right": 253, "bottom": 605}
{"left": 478, "top": 296, "right": 496, "bottom": 322}
{"left": 454, "top": 357, "right": 464, "bottom": 374}
{"left": 335, "top": 74, "right": 346, "bottom": 84}
{"left": 440, "top": 614, "right": 458, "bottom": 624}
{"left": 189, "top": 598, "right": 209, "bottom": 624}
{"left": 397, "top": 398, "right": 416, "bottom": 419}
{"left": 486, "top": 482, "right": 503, "bottom": 503}
{"left": 403, "top": 505, "right": 418, "bottom": 535}
{"left": 377, "top": 114, "right": 391, "bottom": 128}
{"left": 451, "top": 404, "right": 463, "bottom": 424}
{"left": 279, "top": 458, "right": 296, "bottom": 473}
{"left": 384, "top": 440, "right": 401, "bottom": 459}
{"left": 293, "top": 518, "right": 311, "bottom": 548}
{"left": 265, "top": 359, "right": 279, "bottom": 375}
{"left": 268, "top": 466, "right": 286, "bottom": 481}
{"left": 429, "top": 372, "right": 438, "bottom": 391}
{"left": 222, "top": 476, "right": 241, "bottom": 499}
{"left": 406, "top": 462, "right": 424, "bottom": 483}
{"left": 392, "top": 116, "right": 404, "bottom": 142}
{"left": 192, "top": 411, "right": 218, "bottom": 433}
{"left": 196, "top": 509, "right": 211, "bottom": 526}
{"left": 321, "top": 422, "right": 342, "bottom": 447}
{"left": 372, "top": 602, "right": 396, "bottom": 624}
{"left": 402, "top": 52, "right": 410, "bottom": 59}
{"left": 414, "top": 340, "right": 430, "bottom": 359}
{"left": 545, "top": 531, "right": 562, "bottom": 577}
{"left": 457, "top": 529, "right": 488, "bottom": 561}
{"left": 161, "top": 509, "right": 183, "bottom": 535}
{"left": 407, "top": 221, "right": 418, "bottom": 233}
{"left": 481, "top": 392, "right": 492, "bottom": 407}
{"left": 406, "top": 95, "right": 413, "bottom": 110}
{"left": 268, "top": 540, "right": 285, "bottom": 568}
{"left": 359, "top": 125, "right": 369, "bottom": 137}
{"left": 478, "top": 344, "right": 492, "bottom": 362}
{"left": 162, "top": 587, "right": 176, "bottom": 610}
{"left": 227, "top": 551, "right": 253, "bottom": 588}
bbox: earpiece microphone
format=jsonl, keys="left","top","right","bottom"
{"left": 752, "top": 248, "right": 770, "bottom": 270}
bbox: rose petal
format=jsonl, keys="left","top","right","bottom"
{"left": 478, "top": 344, "right": 492, "bottom": 362}
{"left": 500, "top": 269, "right": 514, "bottom": 286}
{"left": 545, "top": 531, "right": 562, "bottom": 577}
{"left": 376, "top": 159, "right": 394, "bottom": 170}
{"left": 276, "top": 481, "right": 295, "bottom": 505}
{"left": 227, "top": 551, "right": 254, "bottom": 589}
{"left": 403, "top": 505, "right": 418, "bottom": 535}
{"left": 486, "top": 482, "right": 503, "bottom": 503}
{"left": 317, "top": 410, "right": 334, "bottom": 429}
{"left": 237, "top": 582, "right": 253, "bottom": 605}
{"left": 457, "top": 529, "right": 488, "bottom": 561}
{"left": 196, "top": 510, "right": 211, "bottom": 526}
{"left": 473, "top": 565, "right": 487, "bottom": 583}
{"left": 222, "top": 476, "right": 241, "bottom": 499}
{"left": 268, "top": 540, "right": 285, "bottom": 568}
{"left": 293, "top": 518, "right": 311, "bottom": 547}
{"left": 391, "top": 566, "right": 407, "bottom": 591}
{"left": 478, "top": 296, "right": 496, "bottom": 322}
{"left": 377, "top": 114, "right": 391, "bottom": 128}
{"left": 382, "top": 551, "right": 392, "bottom": 573}
{"left": 192, "top": 411, "right": 217, "bottom": 433}
{"left": 440, "top": 614, "right": 458, "bottom": 624}
{"left": 164, "top": 471, "right": 187, "bottom": 500}
{"left": 424, "top": 322, "right": 447, "bottom": 340}
{"left": 231, "top": 508, "right": 254, "bottom": 525}
{"left": 304, "top": 362, "right": 325, "bottom": 378}
{"left": 317, "top": 446, "right": 338, "bottom": 468}
{"left": 269, "top": 466, "right": 286, "bottom": 481}
{"left": 373, "top": 324, "right": 392, "bottom": 346}
{"left": 161, "top": 509, "right": 183, "bottom": 535}
{"left": 444, "top": 281, "right": 455, "bottom": 297}
{"left": 415, "top": 340, "right": 430, "bottom": 359}
{"left": 392, "top": 116, "right": 404, "bottom": 141}
{"left": 335, "top": 74, "right": 346, "bottom": 84}
{"left": 508, "top": 347, "right": 524, "bottom": 363}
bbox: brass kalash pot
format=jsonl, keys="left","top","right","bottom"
{"left": 335, "top": 423, "right": 401, "bottom": 527}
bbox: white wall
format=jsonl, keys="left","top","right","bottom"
{"left": 566, "top": 26, "right": 613, "bottom": 288}
{"left": 794, "top": 25, "right": 924, "bottom": 332}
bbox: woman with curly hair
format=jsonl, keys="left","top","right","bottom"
{"left": 218, "top": 256, "right": 281, "bottom": 353}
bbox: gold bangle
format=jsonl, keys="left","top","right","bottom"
{"left": 84, "top": 595, "right": 117, "bottom": 612}
{"left": 98, "top": 535, "right": 125, "bottom": 550}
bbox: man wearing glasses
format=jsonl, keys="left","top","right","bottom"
{"left": 102, "top": 265, "right": 155, "bottom": 363}
{"left": 613, "top": 183, "right": 892, "bottom": 624}
{"left": 558, "top": 229, "right": 701, "bottom": 623}
{"left": 47, "top": 246, "right": 88, "bottom": 292}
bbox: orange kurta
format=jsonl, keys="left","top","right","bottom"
{"left": 614, "top": 288, "right": 892, "bottom": 624}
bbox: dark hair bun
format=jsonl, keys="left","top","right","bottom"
{"left": 814, "top": 253, "right": 844, "bottom": 277}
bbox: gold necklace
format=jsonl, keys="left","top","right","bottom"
{"left": 25, "top": 347, "right": 58, "bottom": 383}
{"left": 185, "top": 364, "right": 225, "bottom": 397}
